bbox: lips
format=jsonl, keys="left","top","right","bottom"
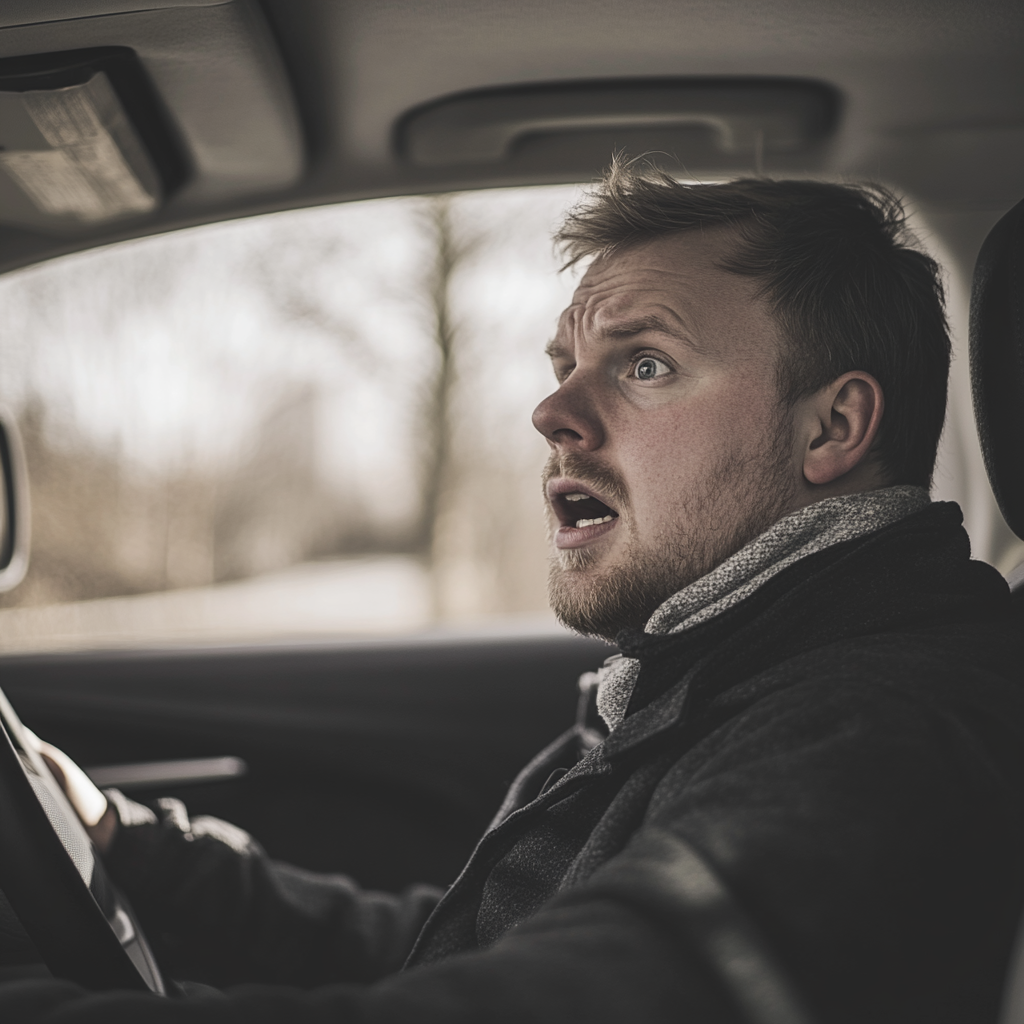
{"left": 547, "top": 479, "right": 621, "bottom": 549}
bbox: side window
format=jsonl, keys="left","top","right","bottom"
{"left": 0, "top": 186, "right": 583, "bottom": 651}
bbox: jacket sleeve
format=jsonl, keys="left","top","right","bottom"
{"left": 0, "top": 800, "right": 743, "bottom": 1024}
{"left": 97, "top": 790, "right": 443, "bottom": 989}
{"left": 10, "top": 895, "right": 739, "bottom": 1024}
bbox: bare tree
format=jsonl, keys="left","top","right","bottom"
{"left": 247, "top": 193, "right": 484, "bottom": 611}
{"left": 415, "top": 196, "right": 484, "bottom": 613}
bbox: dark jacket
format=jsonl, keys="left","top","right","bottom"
{"left": 6, "top": 501, "right": 1024, "bottom": 1023}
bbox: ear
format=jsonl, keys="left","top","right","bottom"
{"left": 798, "top": 371, "right": 885, "bottom": 487}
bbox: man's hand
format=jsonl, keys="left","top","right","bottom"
{"left": 23, "top": 729, "right": 118, "bottom": 854}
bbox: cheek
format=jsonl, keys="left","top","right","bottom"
{"left": 616, "top": 385, "right": 775, "bottom": 506}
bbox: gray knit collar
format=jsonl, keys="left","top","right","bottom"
{"left": 594, "top": 485, "right": 931, "bottom": 730}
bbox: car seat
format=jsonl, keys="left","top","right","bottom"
{"left": 970, "top": 196, "right": 1024, "bottom": 611}
{"left": 972, "top": 198, "right": 1024, "bottom": 1024}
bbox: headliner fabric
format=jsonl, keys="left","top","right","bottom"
{"left": 595, "top": 484, "right": 931, "bottom": 730}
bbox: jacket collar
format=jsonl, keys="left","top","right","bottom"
{"left": 600, "top": 501, "right": 1010, "bottom": 760}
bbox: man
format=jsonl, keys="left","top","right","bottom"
{"left": 5, "top": 160, "right": 1024, "bottom": 1023}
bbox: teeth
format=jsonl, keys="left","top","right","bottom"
{"left": 565, "top": 492, "right": 590, "bottom": 502}
{"left": 575, "top": 516, "right": 614, "bottom": 528}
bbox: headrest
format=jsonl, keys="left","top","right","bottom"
{"left": 970, "top": 198, "right": 1024, "bottom": 542}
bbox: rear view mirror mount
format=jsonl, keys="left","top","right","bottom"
{"left": 0, "top": 408, "right": 30, "bottom": 593}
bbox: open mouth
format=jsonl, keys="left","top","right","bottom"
{"left": 558, "top": 491, "right": 619, "bottom": 528}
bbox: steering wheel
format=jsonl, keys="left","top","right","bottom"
{"left": 0, "top": 686, "right": 165, "bottom": 994}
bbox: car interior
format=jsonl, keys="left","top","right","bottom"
{"left": 0, "top": 0, "right": 1021, "bottom": 1013}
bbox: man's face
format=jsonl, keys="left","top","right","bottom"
{"left": 533, "top": 227, "right": 800, "bottom": 639}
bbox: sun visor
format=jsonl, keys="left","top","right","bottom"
{"left": 0, "top": 1, "right": 303, "bottom": 235}
{"left": 397, "top": 79, "right": 841, "bottom": 177}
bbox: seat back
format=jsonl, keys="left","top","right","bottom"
{"left": 970, "top": 196, "right": 1024, "bottom": 609}
{"left": 972, "top": 198, "right": 1024, "bottom": 1023}
{"left": 1009, "top": 562, "right": 1024, "bottom": 611}
{"left": 970, "top": 196, "right": 1024, "bottom": 543}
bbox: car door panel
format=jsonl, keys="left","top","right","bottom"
{"left": 0, "top": 634, "right": 610, "bottom": 890}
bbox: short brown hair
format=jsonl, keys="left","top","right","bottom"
{"left": 555, "top": 157, "right": 951, "bottom": 488}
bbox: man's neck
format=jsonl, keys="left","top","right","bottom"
{"left": 594, "top": 484, "right": 932, "bottom": 731}
{"left": 645, "top": 484, "right": 931, "bottom": 637}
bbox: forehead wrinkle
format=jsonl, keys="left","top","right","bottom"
{"left": 562, "top": 246, "right": 740, "bottom": 358}
{"left": 575, "top": 263, "right": 711, "bottom": 348}
{"left": 589, "top": 302, "right": 709, "bottom": 357}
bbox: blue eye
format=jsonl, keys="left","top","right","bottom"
{"left": 634, "top": 356, "right": 669, "bottom": 380}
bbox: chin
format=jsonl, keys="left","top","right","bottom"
{"left": 547, "top": 554, "right": 660, "bottom": 641}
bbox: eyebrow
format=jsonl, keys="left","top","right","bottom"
{"left": 544, "top": 311, "right": 699, "bottom": 360}
{"left": 604, "top": 312, "right": 688, "bottom": 339}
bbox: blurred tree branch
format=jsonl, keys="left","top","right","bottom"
{"left": 416, "top": 196, "right": 483, "bottom": 583}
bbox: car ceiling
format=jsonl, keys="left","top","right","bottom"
{"left": 0, "top": 0, "right": 1021, "bottom": 272}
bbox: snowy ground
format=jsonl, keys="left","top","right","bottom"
{"left": 0, "top": 556, "right": 565, "bottom": 654}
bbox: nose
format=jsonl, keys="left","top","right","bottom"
{"left": 531, "top": 374, "right": 605, "bottom": 451}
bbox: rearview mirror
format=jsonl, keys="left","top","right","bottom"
{"left": 0, "top": 408, "right": 30, "bottom": 593}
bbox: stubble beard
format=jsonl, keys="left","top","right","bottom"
{"left": 545, "top": 415, "right": 797, "bottom": 641}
